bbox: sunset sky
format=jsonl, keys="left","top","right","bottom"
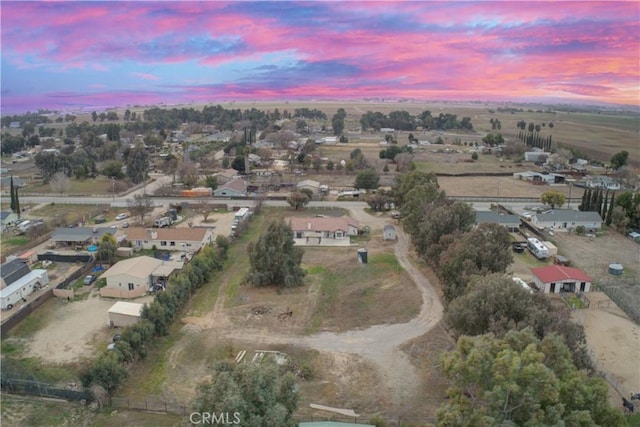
{"left": 1, "top": 1, "right": 639, "bottom": 114}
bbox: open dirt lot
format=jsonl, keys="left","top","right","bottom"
{"left": 551, "top": 230, "right": 640, "bottom": 399}
{"left": 573, "top": 292, "right": 640, "bottom": 404}
{"left": 438, "top": 175, "right": 585, "bottom": 198}
{"left": 23, "top": 293, "right": 155, "bottom": 364}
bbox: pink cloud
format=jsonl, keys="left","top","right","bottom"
{"left": 132, "top": 72, "right": 160, "bottom": 81}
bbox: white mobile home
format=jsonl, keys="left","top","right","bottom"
{"left": 0, "top": 269, "right": 48, "bottom": 310}
{"left": 527, "top": 238, "right": 550, "bottom": 259}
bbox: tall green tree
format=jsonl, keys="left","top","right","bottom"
{"left": 9, "top": 176, "right": 16, "bottom": 213}
{"left": 579, "top": 188, "right": 590, "bottom": 211}
{"left": 605, "top": 191, "right": 615, "bottom": 226}
{"left": 393, "top": 170, "right": 439, "bottom": 207}
{"left": 97, "top": 233, "right": 117, "bottom": 264}
{"left": 125, "top": 144, "right": 149, "bottom": 184}
{"left": 610, "top": 150, "right": 629, "bottom": 170}
{"left": 84, "top": 352, "right": 127, "bottom": 394}
{"left": 437, "top": 329, "right": 625, "bottom": 427}
{"left": 596, "top": 189, "right": 604, "bottom": 216}
{"left": 194, "top": 361, "right": 298, "bottom": 427}
{"left": 438, "top": 223, "right": 513, "bottom": 301}
{"left": 589, "top": 188, "right": 599, "bottom": 211}
{"left": 540, "top": 190, "right": 566, "bottom": 209}
{"left": 245, "top": 219, "right": 305, "bottom": 288}
{"left": 13, "top": 185, "right": 20, "bottom": 218}
{"left": 445, "top": 274, "right": 535, "bottom": 337}
{"left": 286, "top": 191, "right": 311, "bottom": 210}
{"left": 354, "top": 169, "right": 380, "bottom": 190}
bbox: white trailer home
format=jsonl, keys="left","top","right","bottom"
{"left": 0, "top": 269, "right": 48, "bottom": 310}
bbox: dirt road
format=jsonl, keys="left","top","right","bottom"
{"left": 194, "top": 207, "right": 444, "bottom": 409}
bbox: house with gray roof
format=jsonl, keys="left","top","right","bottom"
{"left": 213, "top": 178, "right": 247, "bottom": 198}
{"left": 475, "top": 211, "right": 521, "bottom": 232}
{"left": 51, "top": 227, "right": 114, "bottom": 247}
{"left": 532, "top": 210, "right": 602, "bottom": 232}
{"left": 585, "top": 175, "right": 621, "bottom": 191}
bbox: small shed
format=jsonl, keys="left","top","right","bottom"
{"left": 383, "top": 224, "right": 397, "bottom": 241}
{"left": 116, "top": 247, "right": 134, "bottom": 257}
{"left": 107, "top": 301, "right": 144, "bottom": 327}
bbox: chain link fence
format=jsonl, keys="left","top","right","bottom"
{"left": 1, "top": 377, "right": 93, "bottom": 402}
{"left": 595, "top": 277, "right": 640, "bottom": 325}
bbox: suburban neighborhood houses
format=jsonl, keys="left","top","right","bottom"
{"left": 0, "top": 101, "right": 638, "bottom": 426}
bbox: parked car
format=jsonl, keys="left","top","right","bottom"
{"left": 512, "top": 244, "right": 525, "bottom": 253}
{"left": 121, "top": 222, "right": 129, "bottom": 228}
{"left": 83, "top": 275, "right": 96, "bottom": 285}
{"left": 115, "top": 213, "right": 129, "bottom": 221}
{"left": 112, "top": 334, "right": 122, "bottom": 342}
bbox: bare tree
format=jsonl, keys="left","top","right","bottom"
{"left": 394, "top": 152, "right": 414, "bottom": 173}
{"left": 177, "top": 160, "right": 200, "bottom": 186}
{"left": 196, "top": 199, "right": 211, "bottom": 222}
{"left": 126, "top": 194, "right": 154, "bottom": 225}
{"left": 49, "top": 172, "right": 71, "bottom": 194}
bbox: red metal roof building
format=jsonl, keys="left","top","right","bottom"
{"left": 531, "top": 265, "right": 592, "bottom": 293}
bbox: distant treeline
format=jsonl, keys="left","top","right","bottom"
{"left": 360, "top": 110, "right": 473, "bottom": 132}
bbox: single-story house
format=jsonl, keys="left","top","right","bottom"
{"left": 532, "top": 210, "right": 602, "bottom": 232}
{"left": 124, "top": 227, "right": 214, "bottom": 252}
{"left": 99, "top": 256, "right": 182, "bottom": 298}
{"left": 1, "top": 211, "right": 19, "bottom": 229}
{"left": 383, "top": 224, "right": 397, "bottom": 240}
{"left": 1, "top": 258, "right": 31, "bottom": 289}
{"left": 51, "top": 227, "right": 114, "bottom": 247}
{"left": 287, "top": 217, "right": 360, "bottom": 246}
{"left": 584, "top": 176, "right": 621, "bottom": 191}
{"left": 214, "top": 169, "right": 239, "bottom": 184}
{"left": 297, "top": 179, "right": 321, "bottom": 194}
{"left": 475, "top": 211, "right": 521, "bottom": 232}
{"left": 512, "top": 171, "right": 565, "bottom": 184}
{"left": 531, "top": 265, "right": 592, "bottom": 293}
{"left": 107, "top": 301, "right": 144, "bottom": 327}
{"left": 213, "top": 178, "right": 247, "bottom": 198}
